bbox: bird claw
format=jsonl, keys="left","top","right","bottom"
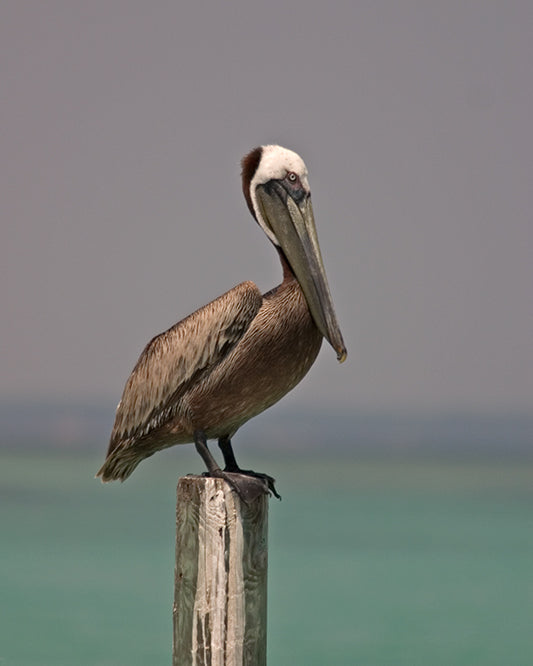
{"left": 226, "top": 468, "right": 281, "bottom": 500}
{"left": 202, "top": 469, "right": 280, "bottom": 503}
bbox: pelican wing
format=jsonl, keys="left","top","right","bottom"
{"left": 108, "top": 281, "right": 262, "bottom": 452}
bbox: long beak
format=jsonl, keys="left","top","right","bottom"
{"left": 256, "top": 183, "right": 347, "bottom": 362}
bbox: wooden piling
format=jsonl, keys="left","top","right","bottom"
{"left": 173, "top": 476, "right": 269, "bottom": 665}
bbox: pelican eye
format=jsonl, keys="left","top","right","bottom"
{"left": 281, "top": 171, "right": 307, "bottom": 203}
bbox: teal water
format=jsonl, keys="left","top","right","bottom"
{"left": 2, "top": 449, "right": 532, "bottom": 665}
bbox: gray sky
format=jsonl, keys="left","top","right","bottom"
{"left": 2, "top": 1, "right": 532, "bottom": 412}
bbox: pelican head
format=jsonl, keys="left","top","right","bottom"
{"left": 242, "top": 145, "right": 347, "bottom": 362}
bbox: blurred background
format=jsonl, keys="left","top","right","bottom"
{"left": 1, "top": 1, "right": 532, "bottom": 664}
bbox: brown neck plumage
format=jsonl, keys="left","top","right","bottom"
{"left": 276, "top": 247, "right": 297, "bottom": 284}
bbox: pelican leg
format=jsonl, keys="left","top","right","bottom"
{"left": 193, "top": 430, "right": 269, "bottom": 503}
{"left": 218, "top": 435, "right": 281, "bottom": 500}
{"left": 194, "top": 430, "right": 221, "bottom": 474}
{"left": 218, "top": 435, "right": 239, "bottom": 470}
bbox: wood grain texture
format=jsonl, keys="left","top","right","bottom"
{"left": 173, "top": 476, "right": 268, "bottom": 666}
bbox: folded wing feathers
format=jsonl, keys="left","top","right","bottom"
{"left": 109, "top": 281, "right": 262, "bottom": 449}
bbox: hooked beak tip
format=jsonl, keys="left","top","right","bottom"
{"left": 337, "top": 349, "right": 347, "bottom": 363}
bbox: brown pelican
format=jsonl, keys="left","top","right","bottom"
{"left": 97, "top": 145, "right": 346, "bottom": 498}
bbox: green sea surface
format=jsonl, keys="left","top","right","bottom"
{"left": 2, "top": 449, "right": 532, "bottom": 665}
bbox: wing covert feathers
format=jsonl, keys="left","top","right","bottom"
{"left": 99, "top": 281, "right": 262, "bottom": 478}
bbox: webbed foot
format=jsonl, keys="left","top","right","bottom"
{"left": 222, "top": 467, "right": 281, "bottom": 500}
{"left": 203, "top": 469, "right": 271, "bottom": 503}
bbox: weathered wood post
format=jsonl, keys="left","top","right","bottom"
{"left": 173, "top": 476, "right": 269, "bottom": 665}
